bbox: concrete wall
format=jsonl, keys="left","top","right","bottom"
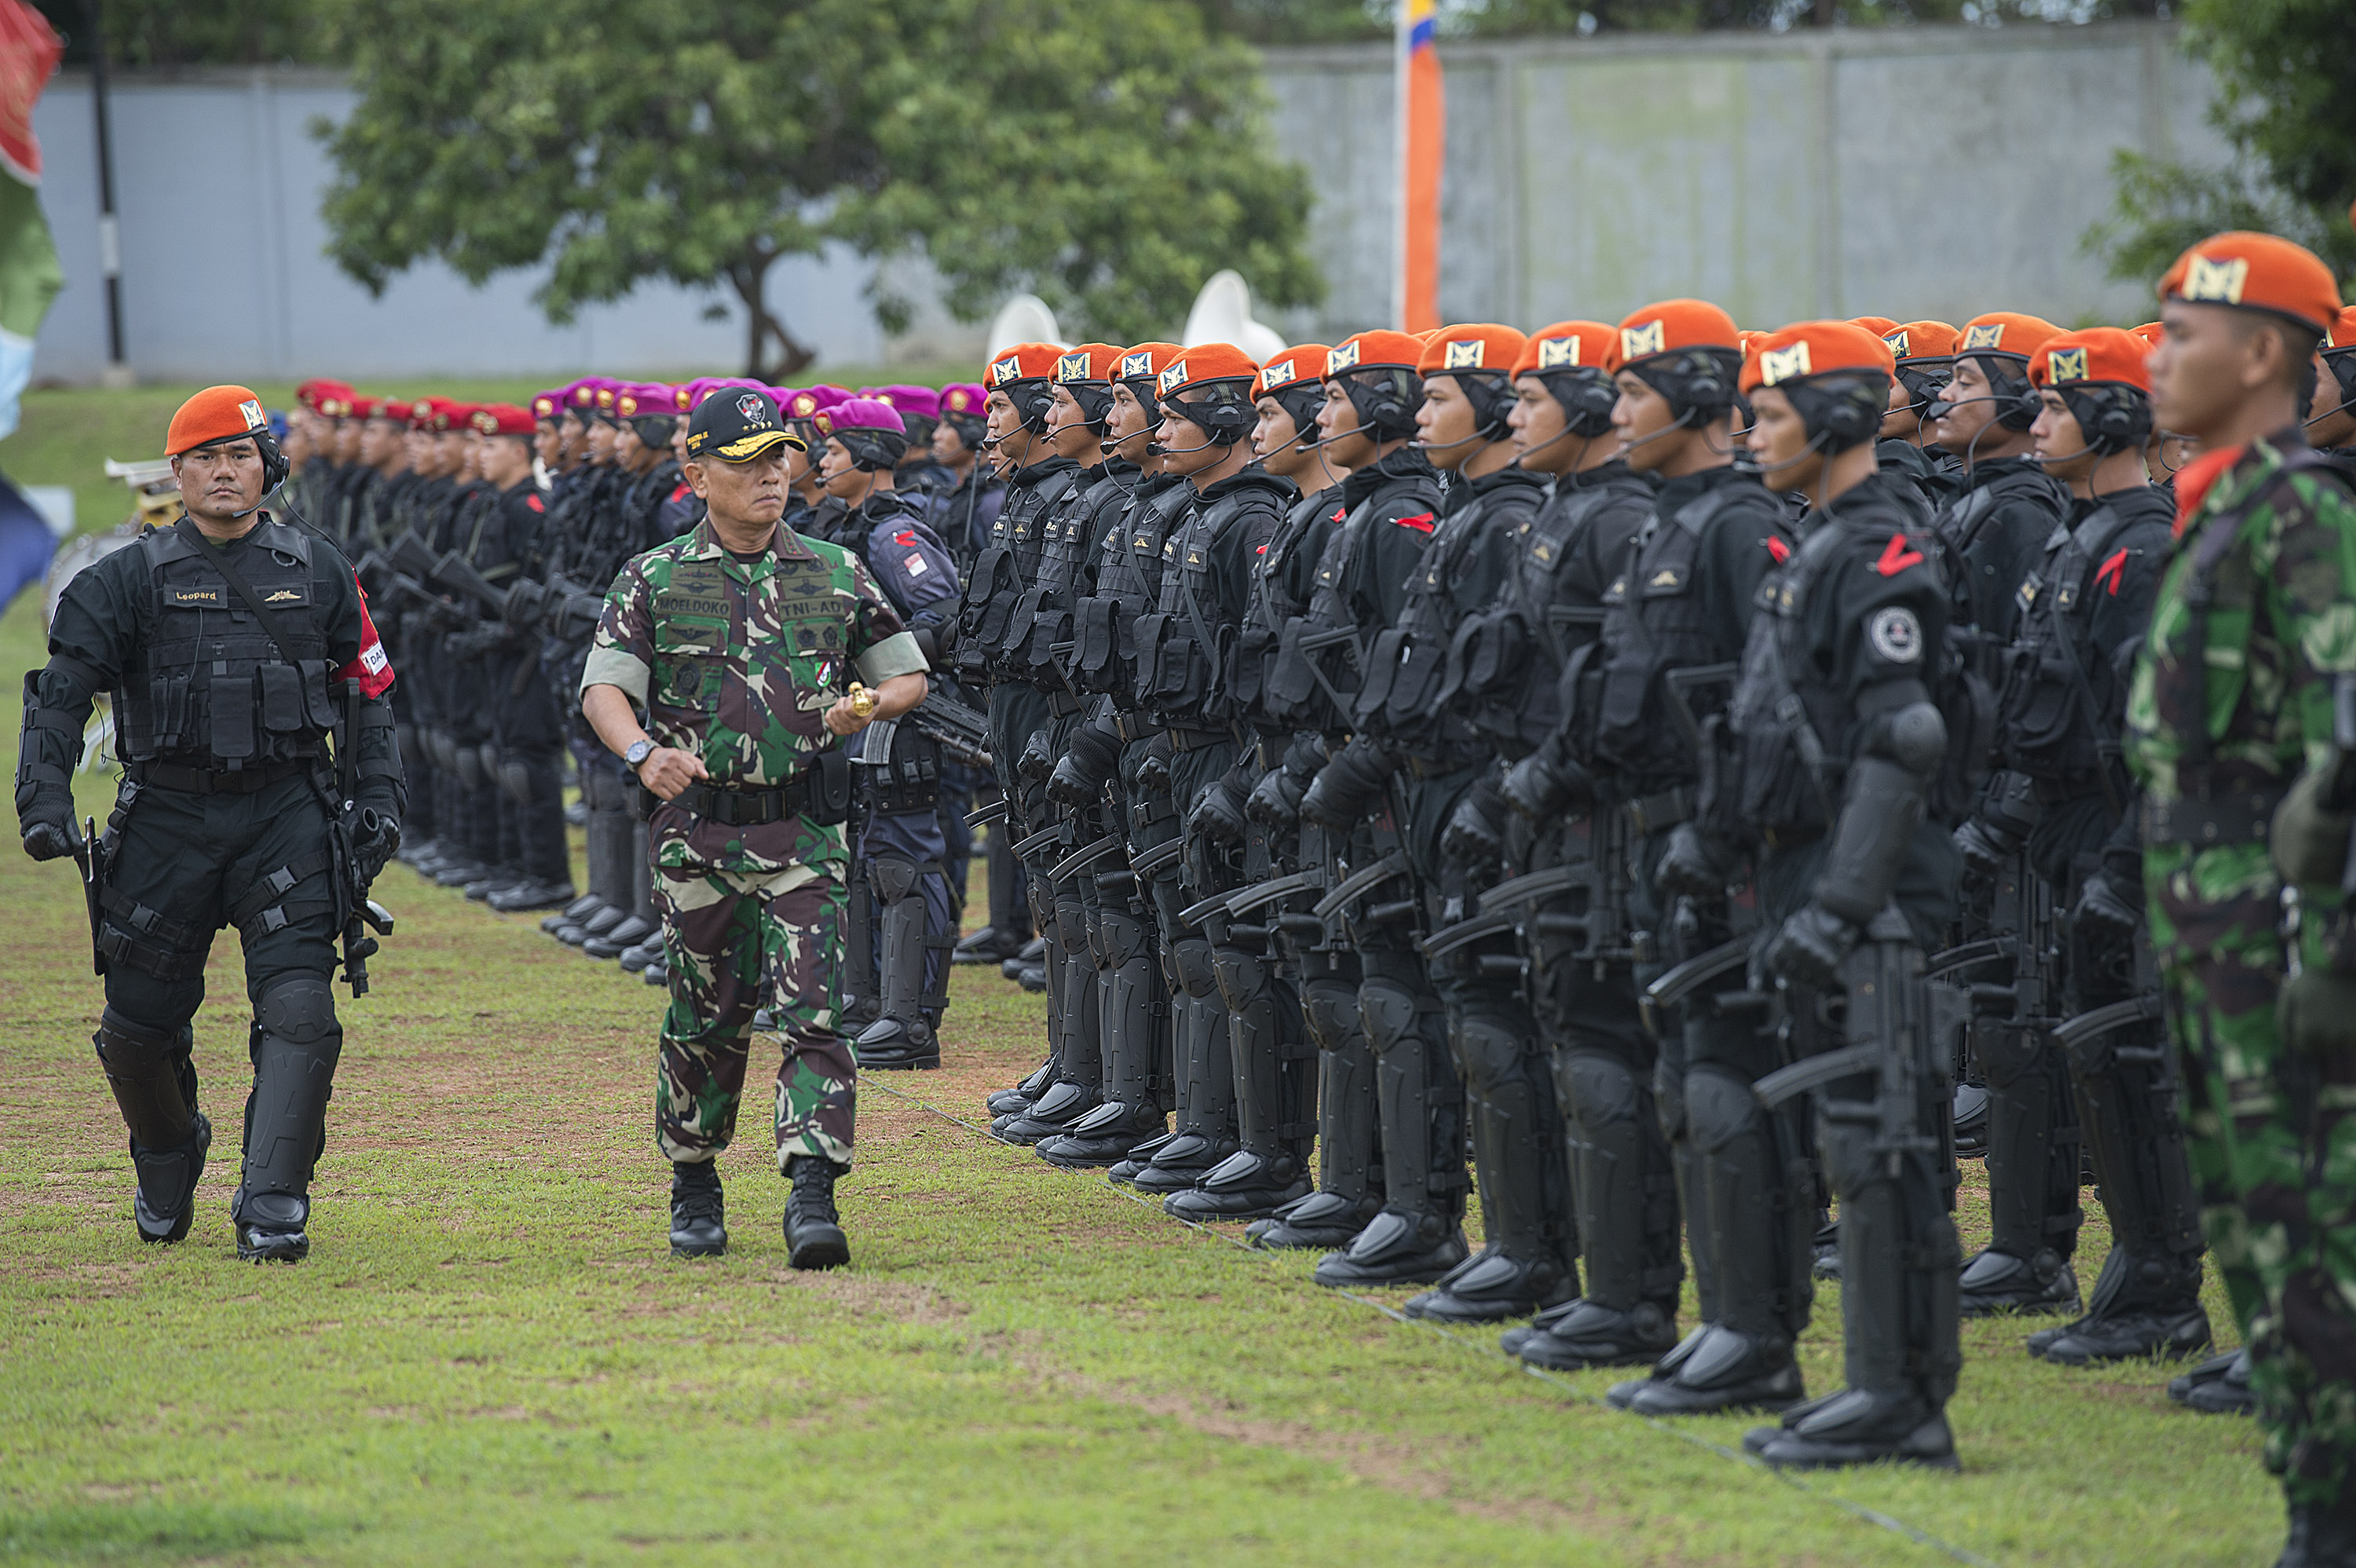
{"left": 27, "top": 69, "right": 941, "bottom": 383}
{"left": 24, "top": 23, "right": 2222, "bottom": 383}
{"left": 1258, "top": 20, "right": 2226, "bottom": 338}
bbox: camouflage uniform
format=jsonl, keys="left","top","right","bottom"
{"left": 583, "top": 517, "right": 927, "bottom": 1171}
{"left": 2126, "top": 435, "right": 2356, "bottom": 1508}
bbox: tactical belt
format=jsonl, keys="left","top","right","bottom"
{"left": 1164, "top": 725, "right": 1228, "bottom": 753}
{"left": 126, "top": 758, "right": 310, "bottom": 795}
{"left": 671, "top": 777, "right": 807, "bottom": 828}
{"left": 2139, "top": 789, "right": 2284, "bottom": 848}
{"left": 1622, "top": 787, "right": 1692, "bottom": 838}
{"left": 1111, "top": 711, "right": 1154, "bottom": 744}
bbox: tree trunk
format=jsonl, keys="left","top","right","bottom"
{"left": 731, "top": 254, "right": 817, "bottom": 383}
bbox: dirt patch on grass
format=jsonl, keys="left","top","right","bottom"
{"left": 768, "top": 1270, "right": 970, "bottom": 1325}
{"left": 1050, "top": 1372, "right": 1629, "bottom": 1531}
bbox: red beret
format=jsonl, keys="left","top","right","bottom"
{"left": 167, "top": 385, "right": 271, "bottom": 457}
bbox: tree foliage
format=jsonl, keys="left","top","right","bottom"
{"left": 2089, "top": 0, "right": 2356, "bottom": 289}
{"left": 315, "top": 0, "right": 1321, "bottom": 379}
{"left": 31, "top": 0, "right": 332, "bottom": 69}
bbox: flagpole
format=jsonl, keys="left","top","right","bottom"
{"left": 1392, "top": 2, "right": 1409, "bottom": 332}
{"left": 85, "top": 0, "right": 128, "bottom": 386}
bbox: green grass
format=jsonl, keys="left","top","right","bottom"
{"left": 0, "top": 366, "right": 975, "bottom": 543}
{"left": 0, "top": 576, "right": 2281, "bottom": 1564}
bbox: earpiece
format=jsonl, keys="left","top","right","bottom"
{"left": 1539, "top": 367, "right": 1619, "bottom": 437}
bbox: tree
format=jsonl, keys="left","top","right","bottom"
{"left": 316, "top": 0, "right": 1323, "bottom": 379}
{"left": 2087, "top": 0, "right": 2356, "bottom": 290}
{"left": 30, "top": 0, "right": 335, "bottom": 69}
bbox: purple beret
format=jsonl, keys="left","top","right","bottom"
{"left": 938, "top": 382, "right": 987, "bottom": 418}
{"left": 825, "top": 396, "right": 906, "bottom": 436}
{"left": 778, "top": 384, "right": 851, "bottom": 422}
{"left": 877, "top": 383, "right": 942, "bottom": 421}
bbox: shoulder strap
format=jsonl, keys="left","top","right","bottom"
{"left": 171, "top": 519, "right": 314, "bottom": 671}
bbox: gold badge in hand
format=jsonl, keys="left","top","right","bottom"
{"left": 847, "top": 682, "right": 877, "bottom": 720}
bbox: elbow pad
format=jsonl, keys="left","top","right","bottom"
{"left": 1858, "top": 688, "right": 1946, "bottom": 778}
{"left": 1813, "top": 754, "right": 1928, "bottom": 927}
{"left": 912, "top": 625, "right": 941, "bottom": 667}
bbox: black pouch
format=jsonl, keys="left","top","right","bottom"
{"left": 1355, "top": 627, "right": 1409, "bottom": 727}
{"left": 303, "top": 659, "right": 341, "bottom": 729}
{"left": 209, "top": 670, "right": 257, "bottom": 761}
{"left": 805, "top": 746, "right": 854, "bottom": 827}
{"left": 258, "top": 662, "right": 305, "bottom": 733}
{"left": 1076, "top": 598, "right": 1119, "bottom": 691}
{"left": 1382, "top": 638, "right": 1448, "bottom": 732}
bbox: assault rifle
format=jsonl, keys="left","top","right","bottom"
{"left": 1754, "top": 907, "right": 1943, "bottom": 1176}
{"left": 908, "top": 687, "right": 994, "bottom": 769}
{"left": 331, "top": 679, "right": 397, "bottom": 996}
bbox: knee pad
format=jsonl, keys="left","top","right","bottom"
{"left": 1816, "top": 1117, "right": 1879, "bottom": 1200}
{"left": 1211, "top": 945, "right": 1266, "bottom": 1007}
{"left": 427, "top": 729, "right": 457, "bottom": 773}
{"left": 453, "top": 746, "right": 487, "bottom": 791}
{"left": 478, "top": 742, "right": 501, "bottom": 774}
{"left": 1303, "top": 980, "right": 1364, "bottom": 1053}
{"left": 258, "top": 974, "right": 341, "bottom": 1051}
{"left": 869, "top": 853, "right": 921, "bottom": 905}
{"left": 1563, "top": 1048, "right": 1643, "bottom": 1131}
{"left": 499, "top": 759, "right": 532, "bottom": 806}
{"left": 1171, "top": 938, "right": 1219, "bottom": 1000}
{"left": 1451, "top": 1012, "right": 1528, "bottom": 1088}
{"left": 1685, "top": 1062, "right": 1765, "bottom": 1155}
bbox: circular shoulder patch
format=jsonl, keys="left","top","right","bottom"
{"left": 1868, "top": 605, "right": 1922, "bottom": 664}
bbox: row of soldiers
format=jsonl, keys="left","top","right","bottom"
{"left": 276, "top": 376, "right": 1012, "bottom": 1065}
{"left": 946, "top": 230, "right": 2356, "bottom": 1542}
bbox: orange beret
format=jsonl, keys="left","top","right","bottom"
{"left": 1417, "top": 323, "right": 1527, "bottom": 377}
{"left": 1512, "top": 320, "right": 1620, "bottom": 379}
{"left": 1114, "top": 343, "right": 1183, "bottom": 386}
{"left": 2328, "top": 305, "right": 2356, "bottom": 352}
{"left": 1159, "top": 342, "right": 1261, "bottom": 400}
{"left": 1051, "top": 343, "right": 1125, "bottom": 385}
{"left": 1255, "top": 345, "right": 1329, "bottom": 399}
{"left": 2158, "top": 231, "right": 2343, "bottom": 335}
{"left": 2029, "top": 327, "right": 2151, "bottom": 393}
{"left": 1956, "top": 313, "right": 2061, "bottom": 362}
{"left": 166, "top": 385, "right": 272, "bottom": 457}
{"left": 1739, "top": 321, "right": 1896, "bottom": 395}
{"left": 1849, "top": 315, "right": 1900, "bottom": 337}
{"left": 2127, "top": 321, "right": 2164, "bottom": 352}
{"left": 1326, "top": 331, "right": 1425, "bottom": 376}
{"left": 1616, "top": 299, "right": 1740, "bottom": 365}
{"left": 1883, "top": 320, "right": 1959, "bottom": 364}
{"left": 986, "top": 342, "right": 1065, "bottom": 388}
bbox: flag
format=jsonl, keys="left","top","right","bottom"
{"left": 1394, "top": 0, "right": 1443, "bottom": 334}
{"left": 0, "top": 0, "right": 62, "bottom": 444}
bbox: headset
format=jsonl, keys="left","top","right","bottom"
{"left": 834, "top": 426, "right": 910, "bottom": 473}
{"left": 1154, "top": 381, "right": 1258, "bottom": 455}
{"left": 1785, "top": 372, "right": 1887, "bottom": 453}
{"left": 2054, "top": 384, "right": 2151, "bottom": 455}
{"left": 1003, "top": 376, "right": 1057, "bottom": 437}
{"left": 1336, "top": 366, "right": 1425, "bottom": 443}
{"left": 1264, "top": 382, "right": 1327, "bottom": 454}
{"left": 1941, "top": 353, "right": 2041, "bottom": 431}
{"left": 1535, "top": 365, "right": 1619, "bottom": 437}
{"left": 1630, "top": 347, "right": 1739, "bottom": 424}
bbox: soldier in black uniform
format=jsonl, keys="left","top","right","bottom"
{"left": 1355, "top": 323, "right": 1568, "bottom": 1321}
{"left": 1975, "top": 328, "right": 2210, "bottom": 1367}
{"left": 2311, "top": 309, "right": 2356, "bottom": 462}
{"left": 1131, "top": 345, "right": 1299, "bottom": 1219}
{"left": 1293, "top": 330, "right": 1466, "bottom": 1288}
{"left": 812, "top": 396, "right": 963, "bottom": 1070}
{"left": 1930, "top": 314, "right": 2088, "bottom": 1319}
{"left": 1678, "top": 322, "right": 1967, "bottom": 1468}
{"left": 1036, "top": 344, "right": 1196, "bottom": 1171}
{"left": 960, "top": 345, "right": 1086, "bottom": 1119}
{"left": 16, "top": 386, "right": 404, "bottom": 1261}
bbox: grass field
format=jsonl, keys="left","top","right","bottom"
{"left": 0, "top": 568, "right": 2284, "bottom": 1563}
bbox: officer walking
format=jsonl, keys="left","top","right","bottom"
{"left": 580, "top": 388, "right": 928, "bottom": 1269}
{"left": 15, "top": 386, "right": 405, "bottom": 1262}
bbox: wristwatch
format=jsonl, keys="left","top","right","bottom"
{"left": 624, "top": 738, "right": 654, "bottom": 773}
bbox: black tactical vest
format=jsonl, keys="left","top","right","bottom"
{"left": 1722, "top": 489, "right": 1952, "bottom": 840}
{"left": 1593, "top": 477, "right": 1787, "bottom": 788}
{"left": 1014, "top": 464, "right": 1125, "bottom": 689}
{"left": 1358, "top": 474, "right": 1542, "bottom": 760}
{"left": 957, "top": 458, "right": 1080, "bottom": 678}
{"left": 115, "top": 520, "right": 340, "bottom": 770}
{"left": 1076, "top": 473, "right": 1187, "bottom": 697}
{"left": 1134, "top": 480, "right": 1284, "bottom": 726}
{"left": 1997, "top": 487, "right": 2171, "bottom": 788}
{"left": 1235, "top": 484, "right": 1342, "bottom": 726}
{"left": 1451, "top": 467, "right": 1651, "bottom": 760}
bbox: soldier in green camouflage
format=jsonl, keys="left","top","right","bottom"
{"left": 581, "top": 388, "right": 929, "bottom": 1269}
{"left": 2124, "top": 231, "right": 2356, "bottom": 1566}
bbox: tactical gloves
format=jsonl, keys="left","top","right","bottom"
{"left": 1765, "top": 902, "right": 1859, "bottom": 992}
{"left": 1299, "top": 737, "right": 1394, "bottom": 829}
{"left": 20, "top": 815, "right": 80, "bottom": 864}
{"left": 1501, "top": 742, "right": 1593, "bottom": 821}
{"left": 2071, "top": 869, "right": 2141, "bottom": 942}
{"left": 1655, "top": 822, "right": 1740, "bottom": 899}
{"left": 1187, "top": 778, "right": 1249, "bottom": 846}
